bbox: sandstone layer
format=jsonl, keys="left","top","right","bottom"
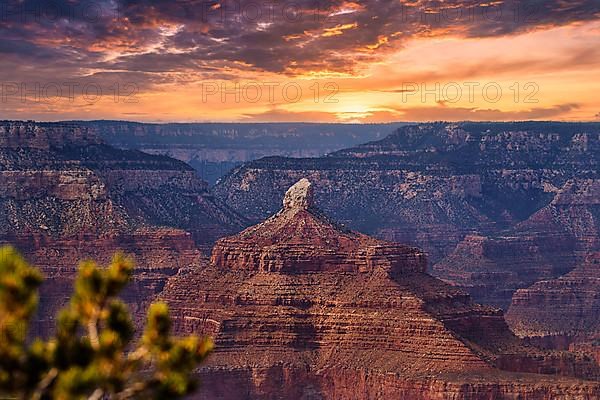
{"left": 434, "top": 178, "right": 600, "bottom": 307}
{"left": 212, "top": 179, "right": 426, "bottom": 274}
{"left": 163, "top": 179, "right": 600, "bottom": 400}
{"left": 214, "top": 122, "right": 600, "bottom": 309}
{"left": 0, "top": 120, "right": 245, "bottom": 334}
{"left": 506, "top": 253, "right": 600, "bottom": 364}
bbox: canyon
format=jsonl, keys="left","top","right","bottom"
{"left": 2, "top": 120, "right": 600, "bottom": 398}
{"left": 214, "top": 122, "right": 600, "bottom": 309}
{"left": 506, "top": 252, "right": 600, "bottom": 366}
{"left": 77, "top": 121, "right": 404, "bottom": 185}
{"left": 0, "top": 120, "right": 245, "bottom": 333}
{"left": 163, "top": 179, "right": 600, "bottom": 399}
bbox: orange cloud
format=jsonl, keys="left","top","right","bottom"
{"left": 322, "top": 23, "right": 359, "bottom": 37}
{"left": 365, "top": 35, "right": 389, "bottom": 51}
{"left": 2, "top": 0, "right": 600, "bottom": 122}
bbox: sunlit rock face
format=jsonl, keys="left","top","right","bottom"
{"left": 211, "top": 178, "right": 426, "bottom": 274}
{"left": 163, "top": 179, "right": 600, "bottom": 400}
{"left": 282, "top": 178, "right": 314, "bottom": 210}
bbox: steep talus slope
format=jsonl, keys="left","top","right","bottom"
{"left": 162, "top": 179, "right": 600, "bottom": 400}
{"left": 0, "top": 120, "right": 245, "bottom": 334}
{"left": 214, "top": 122, "right": 600, "bottom": 308}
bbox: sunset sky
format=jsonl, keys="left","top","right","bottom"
{"left": 1, "top": 0, "right": 599, "bottom": 122}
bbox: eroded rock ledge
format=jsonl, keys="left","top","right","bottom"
{"left": 212, "top": 179, "right": 426, "bottom": 274}
{"left": 162, "top": 179, "right": 600, "bottom": 400}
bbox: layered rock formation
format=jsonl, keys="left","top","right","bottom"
{"left": 162, "top": 179, "right": 600, "bottom": 400}
{"left": 3, "top": 228, "right": 201, "bottom": 336}
{"left": 434, "top": 178, "right": 600, "bottom": 308}
{"left": 78, "top": 120, "right": 404, "bottom": 185}
{"left": 212, "top": 179, "right": 426, "bottom": 274}
{"left": 214, "top": 122, "right": 600, "bottom": 308}
{"left": 0, "top": 120, "right": 245, "bottom": 334}
{"left": 0, "top": 121, "right": 245, "bottom": 246}
{"left": 506, "top": 253, "right": 600, "bottom": 363}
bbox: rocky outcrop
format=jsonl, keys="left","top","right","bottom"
{"left": 434, "top": 178, "right": 600, "bottom": 308}
{"left": 432, "top": 231, "right": 578, "bottom": 309}
{"left": 0, "top": 121, "right": 101, "bottom": 149}
{"left": 212, "top": 179, "right": 426, "bottom": 274}
{"left": 506, "top": 253, "right": 600, "bottom": 362}
{"left": 162, "top": 179, "right": 600, "bottom": 400}
{"left": 214, "top": 122, "right": 600, "bottom": 309}
{"left": 0, "top": 120, "right": 245, "bottom": 335}
{"left": 0, "top": 121, "right": 245, "bottom": 245}
{"left": 215, "top": 164, "right": 490, "bottom": 263}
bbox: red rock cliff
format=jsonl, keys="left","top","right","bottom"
{"left": 162, "top": 179, "right": 600, "bottom": 400}
{"left": 212, "top": 179, "right": 426, "bottom": 274}
{"left": 0, "top": 121, "right": 244, "bottom": 335}
{"left": 506, "top": 253, "right": 600, "bottom": 364}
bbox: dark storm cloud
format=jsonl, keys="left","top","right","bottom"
{"left": 1, "top": 0, "right": 599, "bottom": 82}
